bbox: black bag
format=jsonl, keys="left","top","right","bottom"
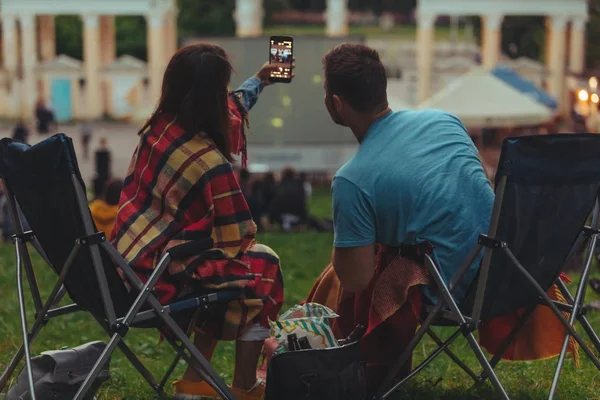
{"left": 7, "top": 341, "right": 111, "bottom": 400}
{"left": 265, "top": 340, "right": 366, "bottom": 400}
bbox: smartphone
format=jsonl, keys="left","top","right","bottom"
{"left": 269, "top": 36, "right": 294, "bottom": 83}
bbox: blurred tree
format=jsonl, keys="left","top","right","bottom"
{"left": 116, "top": 16, "right": 147, "bottom": 61}
{"left": 55, "top": 16, "right": 83, "bottom": 59}
{"left": 177, "top": 0, "right": 288, "bottom": 38}
{"left": 472, "top": 16, "right": 545, "bottom": 61}
{"left": 588, "top": 0, "right": 600, "bottom": 69}
{"left": 177, "top": 0, "right": 236, "bottom": 37}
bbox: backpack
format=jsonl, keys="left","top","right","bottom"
{"left": 7, "top": 341, "right": 111, "bottom": 400}
{"left": 265, "top": 340, "right": 366, "bottom": 400}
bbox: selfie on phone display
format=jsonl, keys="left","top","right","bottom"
{"left": 269, "top": 37, "right": 293, "bottom": 82}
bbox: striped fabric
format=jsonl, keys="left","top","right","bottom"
{"left": 111, "top": 105, "right": 283, "bottom": 340}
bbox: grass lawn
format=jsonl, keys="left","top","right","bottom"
{"left": 1, "top": 189, "right": 600, "bottom": 399}
{"left": 264, "top": 24, "right": 465, "bottom": 40}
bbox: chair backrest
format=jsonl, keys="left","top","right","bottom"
{"left": 0, "top": 134, "right": 131, "bottom": 319}
{"left": 463, "top": 134, "right": 600, "bottom": 320}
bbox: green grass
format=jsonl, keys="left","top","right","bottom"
{"left": 1, "top": 190, "right": 600, "bottom": 399}
{"left": 264, "top": 24, "right": 464, "bottom": 40}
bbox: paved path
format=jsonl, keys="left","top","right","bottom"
{"left": 0, "top": 122, "right": 142, "bottom": 187}
{"left": 0, "top": 121, "right": 502, "bottom": 187}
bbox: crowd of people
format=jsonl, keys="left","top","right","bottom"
{"left": 237, "top": 167, "right": 332, "bottom": 233}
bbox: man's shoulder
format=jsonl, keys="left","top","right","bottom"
{"left": 411, "top": 109, "right": 466, "bottom": 127}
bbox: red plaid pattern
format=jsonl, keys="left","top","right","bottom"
{"left": 111, "top": 110, "right": 284, "bottom": 339}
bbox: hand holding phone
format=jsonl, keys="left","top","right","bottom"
{"left": 268, "top": 36, "right": 294, "bottom": 83}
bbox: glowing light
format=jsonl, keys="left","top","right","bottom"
{"left": 282, "top": 95, "right": 292, "bottom": 107}
{"left": 589, "top": 77, "right": 598, "bottom": 90}
{"left": 271, "top": 118, "right": 284, "bottom": 128}
{"left": 579, "top": 89, "right": 589, "bottom": 102}
{"left": 592, "top": 93, "right": 600, "bottom": 104}
{"left": 312, "top": 75, "right": 323, "bottom": 84}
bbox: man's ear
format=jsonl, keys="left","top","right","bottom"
{"left": 333, "top": 94, "right": 343, "bottom": 112}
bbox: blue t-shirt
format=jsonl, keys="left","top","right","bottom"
{"left": 332, "top": 109, "right": 494, "bottom": 302}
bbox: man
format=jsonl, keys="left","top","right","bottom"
{"left": 309, "top": 43, "right": 494, "bottom": 391}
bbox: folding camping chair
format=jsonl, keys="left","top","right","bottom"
{"left": 0, "top": 134, "right": 242, "bottom": 400}
{"left": 374, "top": 134, "right": 600, "bottom": 400}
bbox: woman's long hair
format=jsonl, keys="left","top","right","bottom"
{"left": 139, "top": 43, "right": 234, "bottom": 161}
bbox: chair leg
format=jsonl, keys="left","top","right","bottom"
{"left": 158, "top": 312, "right": 199, "bottom": 391}
{"left": 577, "top": 315, "right": 600, "bottom": 354}
{"left": 375, "top": 300, "right": 444, "bottom": 400}
{"left": 426, "top": 329, "right": 479, "bottom": 382}
{"left": 158, "top": 320, "right": 236, "bottom": 399}
{"left": 503, "top": 246, "right": 600, "bottom": 400}
{"left": 557, "top": 279, "right": 600, "bottom": 354}
{"left": 159, "top": 330, "right": 226, "bottom": 395}
{"left": 158, "top": 353, "right": 182, "bottom": 392}
{"left": 479, "top": 305, "right": 536, "bottom": 384}
{"left": 392, "top": 329, "right": 464, "bottom": 391}
{"left": 464, "top": 332, "right": 509, "bottom": 400}
{"left": 424, "top": 255, "right": 510, "bottom": 400}
{"left": 15, "top": 241, "right": 36, "bottom": 400}
{"left": 73, "top": 333, "right": 123, "bottom": 400}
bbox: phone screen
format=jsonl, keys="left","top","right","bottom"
{"left": 269, "top": 37, "right": 293, "bottom": 82}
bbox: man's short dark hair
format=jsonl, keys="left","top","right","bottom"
{"left": 322, "top": 43, "right": 387, "bottom": 113}
{"left": 105, "top": 179, "right": 123, "bottom": 206}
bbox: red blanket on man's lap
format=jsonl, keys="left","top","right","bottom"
{"left": 306, "top": 246, "right": 579, "bottom": 388}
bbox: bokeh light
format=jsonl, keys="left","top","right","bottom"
{"left": 282, "top": 95, "right": 292, "bottom": 107}
{"left": 579, "top": 89, "right": 590, "bottom": 102}
{"left": 271, "top": 117, "right": 284, "bottom": 128}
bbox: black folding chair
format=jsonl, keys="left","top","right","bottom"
{"left": 374, "top": 134, "right": 600, "bottom": 400}
{"left": 0, "top": 134, "right": 242, "bottom": 400}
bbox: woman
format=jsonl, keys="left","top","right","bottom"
{"left": 111, "top": 44, "right": 291, "bottom": 400}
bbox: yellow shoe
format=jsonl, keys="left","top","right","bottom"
{"left": 231, "top": 380, "right": 266, "bottom": 400}
{"left": 173, "top": 379, "right": 220, "bottom": 400}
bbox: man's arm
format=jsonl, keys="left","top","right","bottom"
{"left": 333, "top": 244, "right": 376, "bottom": 293}
{"left": 331, "top": 177, "right": 377, "bottom": 293}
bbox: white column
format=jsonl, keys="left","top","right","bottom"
{"left": 234, "top": 0, "right": 264, "bottom": 38}
{"left": 416, "top": 13, "right": 436, "bottom": 104}
{"left": 2, "top": 15, "right": 18, "bottom": 118}
{"left": 19, "top": 13, "right": 38, "bottom": 119}
{"left": 165, "top": 9, "right": 179, "bottom": 57}
{"left": 547, "top": 16, "right": 568, "bottom": 115}
{"left": 147, "top": 13, "right": 166, "bottom": 105}
{"left": 326, "top": 0, "right": 349, "bottom": 37}
{"left": 82, "top": 14, "right": 103, "bottom": 119}
{"left": 482, "top": 14, "right": 504, "bottom": 69}
{"left": 38, "top": 16, "right": 56, "bottom": 62}
{"left": 569, "top": 17, "right": 587, "bottom": 75}
{"left": 100, "top": 16, "right": 116, "bottom": 116}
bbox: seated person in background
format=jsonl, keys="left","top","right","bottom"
{"left": 239, "top": 168, "right": 265, "bottom": 231}
{"left": 306, "top": 43, "right": 494, "bottom": 393}
{"left": 12, "top": 120, "right": 30, "bottom": 144}
{"left": 89, "top": 179, "right": 123, "bottom": 236}
{"left": 111, "top": 44, "right": 288, "bottom": 400}
{"left": 269, "top": 168, "right": 307, "bottom": 232}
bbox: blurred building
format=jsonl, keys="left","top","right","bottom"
{"left": 0, "top": 0, "right": 178, "bottom": 121}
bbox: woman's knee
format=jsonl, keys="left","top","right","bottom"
{"left": 249, "top": 243, "right": 280, "bottom": 263}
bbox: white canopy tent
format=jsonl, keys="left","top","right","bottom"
{"left": 386, "top": 80, "right": 413, "bottom": 111}
{"left": 418, "top": 68, "right": 555, "bottom": 128}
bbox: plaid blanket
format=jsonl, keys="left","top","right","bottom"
{"left": 307, "top": 245, "right": 580, "bottom": 388}
{"left": 111, "top": 109, "right": 283, "bottom": 340}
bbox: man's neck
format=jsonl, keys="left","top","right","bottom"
{"left": 351, "top": 107, "right": 392, "bottom": 143}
